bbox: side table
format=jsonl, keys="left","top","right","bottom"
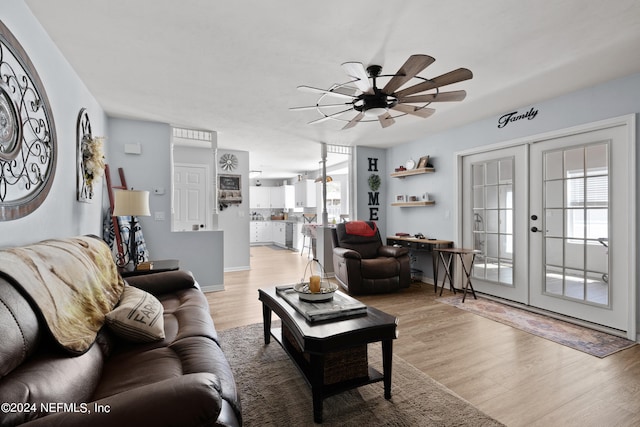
{"left": 433, "top": 248, "right": 481, "bottom": 302}
{"left": 118, "top": 259, "right": 180, "bottom": 277}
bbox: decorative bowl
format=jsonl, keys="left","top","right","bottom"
{"left": 294, "top": 282, "right": 338, "bottom": 302}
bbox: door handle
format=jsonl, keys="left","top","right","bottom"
{"left": 530, "top": 226, "right": 542, "bottom": 233}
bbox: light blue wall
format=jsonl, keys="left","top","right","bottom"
{"left": 386, "top": 72, "right": 640, "bottom": 242}
{"left": 107, "top": 117, "right": 225, "bottom": 289}
{"left": 385, "top": 72, "right": 640, "bottom": 330}
{"left": 0, "top": 0, "right": 107, "bottom": 248}
{"left": 354, "top": 146, "right": 387, "bottom": 239}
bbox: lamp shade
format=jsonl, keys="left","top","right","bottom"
{"left": 113, "top": 190, "right": 150, "bottom": 216}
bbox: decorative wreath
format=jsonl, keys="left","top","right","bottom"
{"left": 368, "top": 174, "right": 381, "bottom": 192}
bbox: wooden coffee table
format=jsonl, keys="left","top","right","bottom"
{"left": 258, "top": 287, "right": 398, "bottom": 423}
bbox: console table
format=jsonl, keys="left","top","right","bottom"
{"left": 386, "top": 236, "right": 453, "bottom": 290}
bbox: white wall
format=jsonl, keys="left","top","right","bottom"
{"left": 217, "top": 149, "right": 250, "bottom": 271}
{"left": 0, "top": 0, "right": 106, "bottom": 248}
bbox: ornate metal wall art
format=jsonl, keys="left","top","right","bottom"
{"left": 0, "top": 20, "right": 57, "bottom": 220}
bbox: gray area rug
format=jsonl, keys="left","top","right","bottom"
{"left": 219, "top": 322, "right": 503, "bottom": 426}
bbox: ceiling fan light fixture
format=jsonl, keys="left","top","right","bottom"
{"left": 364, "top": 107, "right": 388, "bottom": 117}
{"left": 293, "top": 55, "right": 472, "bottom": 129}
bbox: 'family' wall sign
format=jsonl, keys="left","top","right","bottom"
{"left": 497, "top": 107, "right": 538, "bottom": 129}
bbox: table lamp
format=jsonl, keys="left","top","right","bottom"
{"left": 113, "top": 189, "right": 151, "bottom": 267}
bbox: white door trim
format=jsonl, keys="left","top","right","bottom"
{"left": 455, "top": 114, "right": 636, "bottom": 339}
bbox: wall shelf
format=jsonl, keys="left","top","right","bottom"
{"left": 391, "top": 201, "right": 436, "bottom": 207}
{"left": 390, "top": 167, "right": 435, "bottom": 178}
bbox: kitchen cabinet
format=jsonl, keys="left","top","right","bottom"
{"left": 294, "top": 180, "right": 316, "bottom": 208}
{"left": 249, "top": 186, "right": 270, "bottom": 209}
{"left": 269, "top": 187, "right": 285, "bottom": 208}
{"left": 272, "top": 222, "right": 286, "bottom": 246}
{"left": 250, "top": 221, "right": 273, "bottom": 243}
{"left": 250, "top": 185, "right": 293, "bottom": 209}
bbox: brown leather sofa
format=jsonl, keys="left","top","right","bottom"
{"left": 331, "top": 221, "right": 411, "bottom": 295}
{"left": 0, "top": 236, "right": 241, "bottom": 427}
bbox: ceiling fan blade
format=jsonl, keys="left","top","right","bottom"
{"left": 341, "top": 62, "right": 373, "bottom": 93}
{"left": 297, "top": 85, "right": 357, "bottom": 100}
{"left": 307, "top": 108, "right": 354, "bottom": 124}
{"left": 398, "top": 90, "right": 467, "bottom": 104}
{"left": 378, "top": 112, "right": 395, "bottom": 128}
{"left": 290, "top": 103, "right": 352, "bottom": 111}
{"left": 394, "top": 68, "right": 473, "bottom": 98}
{"left": 342, "top": 112, "right": 365, "bottom": 130}
{"left": 392, "top": 104, "right": 436, "bottom": 118}
{"left": 382, "top": 54, "right": 435, "bottom": 94}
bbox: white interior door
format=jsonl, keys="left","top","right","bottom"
{"left": 173, "top": 164, "right": 208, "bottom": 231}
{"left": 529, "top": 121, "right": 634, "bottom": 334}
{"left": 461, "top": 145, "right": 529, "bottom": 304}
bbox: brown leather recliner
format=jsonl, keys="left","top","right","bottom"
{"left": 331, "top": 221, "right": 411, "bottom": 295}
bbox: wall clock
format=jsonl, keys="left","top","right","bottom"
{"left": 0, "top": 20, "right": 57, "bottom": 220}
{"left": 219, "top": 153, "right": 238, "bottom": 171}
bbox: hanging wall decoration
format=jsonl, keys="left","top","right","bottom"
{"left": 0, "top": 20, "right": 57, "bottom": 220}
{"left": 76, "top": 108, "right": 104, "bottom": 201}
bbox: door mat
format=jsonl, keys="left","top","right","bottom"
{"left": 437, "top": 296, "right": 636, "bottom": 358}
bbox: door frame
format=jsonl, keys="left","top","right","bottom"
{"left": 454, "top": 114, "right": 636, "bottom": 339}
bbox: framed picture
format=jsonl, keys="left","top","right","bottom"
{"left": 395, "top": 194, "right": 406, "bottom": 203}
{"left": 218, "top": 174, "right": 242, "bottom": 204}
{"left": 417, "top": 155, "right": 430, "bottom": 169}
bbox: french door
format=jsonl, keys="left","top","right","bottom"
{"left": 529, "top": 122, "right": 633, "bottom": 332}
{"left": 460, "top": 116, "right": 635, "bottom": 336}
{"left": 461, "top": 145, "right": 529, "bottom": 304}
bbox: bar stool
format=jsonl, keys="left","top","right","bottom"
{"left": 300, "top": 214, "right": 316, "bottom": 257}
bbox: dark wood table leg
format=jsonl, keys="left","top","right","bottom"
{"left": 432, "top": 248, "right": 439, "bottom": 293}
{"left": 382, "top": 339, "right": 393, "bottom": 399}
{"left": 460, "top": 253, "right": 478, "bottom": 302}
{"left": 310, "top": 353, "right": 325, "bottom": 423}
{"left": 438, "top": 252, "right": 455, "bottom": 296}
{"left": 262, "top": 303, "right": 272, "bottom": 344}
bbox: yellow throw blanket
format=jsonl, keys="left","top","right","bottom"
{"left": 0, "top": 236, "right": 125, "bottom": 354}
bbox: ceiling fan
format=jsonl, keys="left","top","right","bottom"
{"left": 291, "top": 54, "right": 472, "bottom": 129}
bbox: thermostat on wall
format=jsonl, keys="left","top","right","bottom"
{"left": 124, "top": 143, "right": 142, "bottom": 154}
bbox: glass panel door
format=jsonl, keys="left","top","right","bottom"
{"left": 529, "top": 121, "right": 633, "bottom": 334}
{"left": 542, "top": 144, "right": 609, "bottom": 306}
{"left": 461, "top": 145, "right": 528, "bottom": 304}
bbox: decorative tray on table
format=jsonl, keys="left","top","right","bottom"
{"left": 276, "top": 285, "right": 367, "bottom": 322}
{"left": 293, "top": 282, "right": 339, "bottom": 302}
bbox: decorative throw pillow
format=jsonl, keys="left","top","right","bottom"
{"left": 105, "top": 284, "right": 165, "bottom": 342}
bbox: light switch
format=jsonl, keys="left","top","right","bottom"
{"left": 154, "top": 211, "right": 165, "bottom": 221}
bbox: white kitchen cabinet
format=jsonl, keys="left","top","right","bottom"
{"left": 294, "top": 180, "right": 316, "bottom": 208}
{"left": 272, "top": 222, "right": 286, "bottom": 246}
{"left": 249, "top": 186, "right": 270, "bottom": 209}
{"left": 250, "top": 221, "right": 273, "bottom": 243}
{"left": 283, "top": 185, "right": 295, "bottom": 209}
{"left": 269, "top": 187, "right": 284, "bottom": 208}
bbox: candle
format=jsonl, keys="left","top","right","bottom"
{"left": 309, "top": 275, "right": 321, "bottom": 293}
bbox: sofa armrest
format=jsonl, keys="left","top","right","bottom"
{"left": 22, "top": 373, "right": 222, "bottom": 427}
{"left": 124, "top": 270, "right": 199, "bottom": 296}
{"left": 378, "top": 245, "right": 409, "bottom": 258}
{"left": 333, "top": 247, "right": 362, "bottom": 260}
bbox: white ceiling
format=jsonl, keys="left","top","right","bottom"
{"left": 24, "top": 0, "right": 640, "bottom": 179}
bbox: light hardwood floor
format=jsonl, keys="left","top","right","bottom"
{"left": 207, "top": 246, "right": 640, "bottom": 426}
